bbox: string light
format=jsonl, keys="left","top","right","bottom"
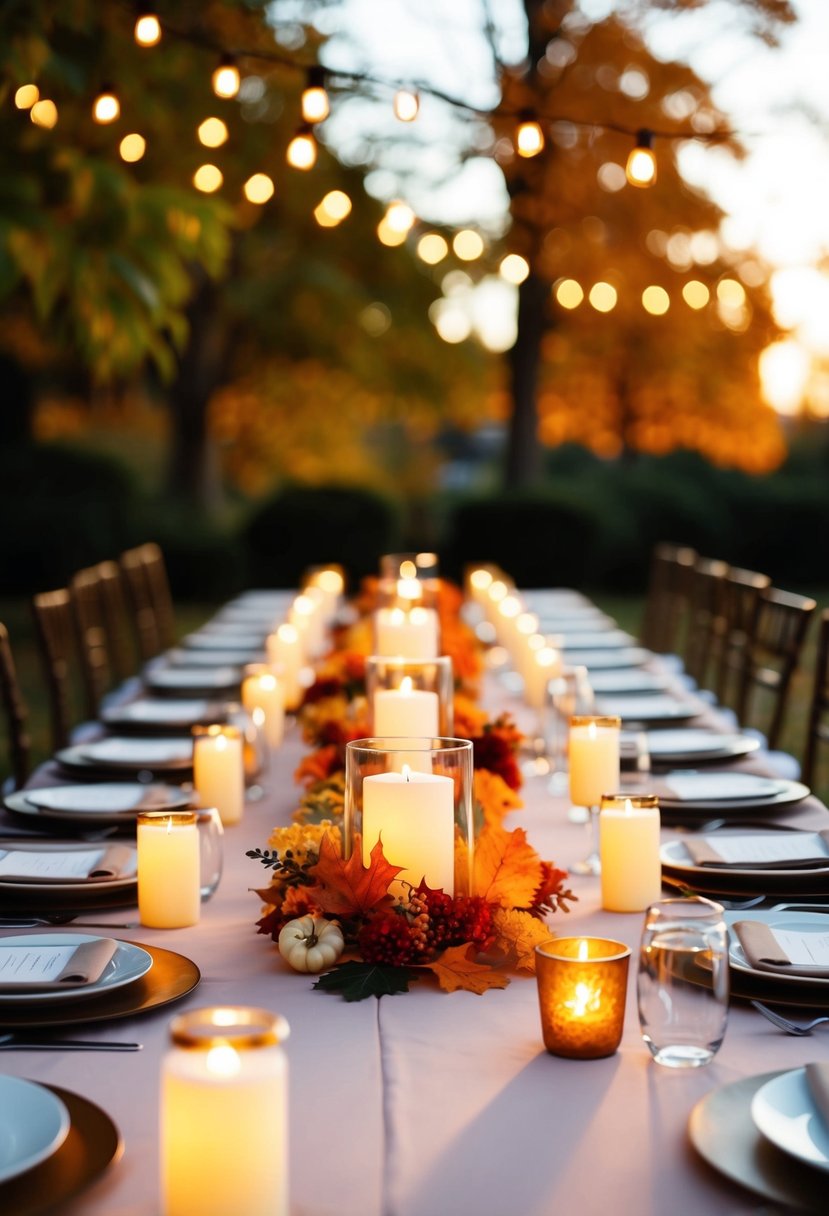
{"left": 377, "top": 217, "right": 406, "bottom": 247}
{"left": 314, "top": 190, "right": 352, "bottom": 226}
{"left": 589, "top": 282, "right": 618, "bottom": 312}
{"left": 286, "top": 124, "right": 316, "bottom": 169}
{"left": 198, "top": 117, "right": 229, "bottom": 148}
{"left": 301, "top": 66, "right": 329, "bottom": 123}
{"left": 416, "top": 233, "right": 448, "bottom": 264}
{"left": 93, "top": 86, "right": 120, "bottom": 124}
{"left": 119, "top": 133, "right": 146, "bottom": 162}
{"left": 30, "top": 99, "right": 58, "bottom": 128}
{"left": 212, "top": 55, "right": 240, "bottom": 100}
{"left": 452, "top": 230, "right": 484, "bottom": 261}
{"left": 193, "top": 163, "right": 223, "bottom": 193}
{"left": 134, "top": 12, "right": 162, "bottom": 47}
{"left": 555, "top": 279, "right": 584, "bottom": 309}
{"left": 385, "top": 201, "right": 415, "bottom": 234}
{"left": 626, "top": 129, "right": 657, "bottom": 187}
{"left": 243, "top": 173, "right": 275, "bottom": 204}
{"left": 500, "top": 254, "right": 530, "bottom": 285}
{"left": 516, "top": 111, "right": 544, "bottom": 158}
{"left": 393, "top": 88, "right": 419, "bottom": 122}
{"left": 682, "top": 281, "right": 710, "bottom": 309}
{"left": 14, "top": 84, "right": 39, "bottom": 109}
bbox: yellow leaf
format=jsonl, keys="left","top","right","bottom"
{"left": 492, "top": 908, "right": 553, "bottom": 973}
{"left": 474, "top": 769, "right": 524, "bottom": 827}
{"left": 472, "top": 825, "right": 542, "bottom": 909}
{"left": 422, "top": 943, "right": 510, "bottom": 995}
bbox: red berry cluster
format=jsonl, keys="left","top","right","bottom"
{"left": 422, "top": 890, "right": 494, "bottom": 951}
{"left": 358, "top": 910, "right": 414, "bottom": 966}
{"left": 357, "top": 889, "right": 496, "bottom": 966}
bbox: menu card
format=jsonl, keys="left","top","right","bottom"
{"left": 733, "top": 920, "right": 829, "bottom": 977}
{"left": 0, "top": 939, "right": 118, "bottom": 990}
{"left": 684, "top": 832, "right": 829, "bottom": 869}
{"left": 0, "top": 845, "right": 135, "bottom": 883}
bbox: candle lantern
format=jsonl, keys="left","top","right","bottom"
{"left": 345, "top": 737, "right": 473, "bottom": 898}
{"left": 535, "top": 937, "right": 630, "bottom": 1059}
{"left": 599, "top": 795, "right": 662, "bottom": 913}
{"left": 160, "top": 1006, "right": 289, "bottom": 1216}
{"left": 137, "top": 811, "right": 200, "bottom": 929}
{"left": 378, "top": 552, "right": 440, "bottom": 608}
{"left": 365, "top": 655, "right": 454, "bottom": 736}
{"left": 373, "top": 602, "right": 440, "bottom": 659}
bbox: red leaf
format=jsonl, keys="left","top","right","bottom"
{"left": 307, "top": 831, "right": 403, "bottom": 918}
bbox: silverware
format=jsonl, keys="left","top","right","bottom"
{"left": 0, "top": 1033, "right": 142, "bottom": 1051}
{"left": 750, "top": 1001, "right": 829, "bottom": 1036}
{"left": 0, "top": 916, "right": 137, "bottom": 928}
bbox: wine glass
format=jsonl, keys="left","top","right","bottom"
{"left": 568, "top": 715, "right": 621, "bottom": 875}
{"left": 546, "top": 666, "right": 594, "bottom": 804}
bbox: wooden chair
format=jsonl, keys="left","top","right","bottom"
{"left": 683, "top": 557, "right": 730, "bottom": 688}
{"left": 70, "top": 564, "right": 114, "bottom": 720}
{"left": 139, "top": 542, "right": 176, "bottom": 651}
{"left": 0, "top": 623, "right": 30, "bottom": 790}
{"left": 119, "top": 545, "right": 163, "bottom": 662}
{"left": 640, "top": 543, "right": 696, "bottom": 656}
{"left": 737, "top": 587, "right": 817, "bottom": 751}
{"left": 803, "top": 608, "right": 829, "bottom": 790}
{"left": 713, "top": 567, "right": 771, "bottom": 708}
{"left": 96, "top": 558, "right": 138, "bottom": 683}
{"left": 31, "top": 588, "right": 80, "bottom": 752}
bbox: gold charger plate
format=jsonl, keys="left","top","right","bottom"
{"left": 0, "top": 1083, "right": 122, "bottom": 1215}
{"left": 0, "top": 942, "right": 200, "bottom": 1029}
{"left": 689, "top": 1070, "right": 825, "bottom": 1213}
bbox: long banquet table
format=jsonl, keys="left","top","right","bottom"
{"left": 2, "top": 598, "right": 828, "bottom": 1215}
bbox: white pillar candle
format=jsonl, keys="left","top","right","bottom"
{"left": 523, "top": 644, "right": 563, "bottom": 710}
{"left": 306, "top": 568, "right": 343, "bottom": 623}
{"left": 193, "top": 727, "right": 245, "bottom": 826}
{"left": 600, "top": 797, "right": 662, "bottom": 912}
{"left": 374, "top": 606, "right": 439, "bottom": 658}
{"left": 289, "top": 594, "right": 325, "bottom": 660}
{"left": 373, "top": 676, "right": 439, "bottom": 737}
{"left": 569, "top": 718, "right": 620, "bottom": 809}
{"left": 137, "top": 812, "right": 200, "bottom": 929}
{"left": 362, "top": 766, "right": 455, "bottom": 895}
{"left": 242, "top": 666, "right": 285, "bottom": 749}
{"left": 161, "top": 1008, "right": 289, "bottom": 1216}
{"left": 267, "top": 623, "right": 303, "bottom": 710}
{"left": 495, "top": 594, "right": 523, "bottom": 649}
{"left": 467, "top": 567, "right": 493, "bottom": 605}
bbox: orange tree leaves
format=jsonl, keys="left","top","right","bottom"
{"left": 422, "top": 943, "right": 510, "bottom": 995}
{"left": 472, "top": 824, "right": 542, "bottom": 910}
{"left": 491, "top": 908, "right": 552, "bottom": 974}
{"left": 307, "top": 832, "right": 402, "bottom": 918}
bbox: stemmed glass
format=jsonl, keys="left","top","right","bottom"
{"left": 568, "top": 715, "right": 621, "bottom": 875}
{"left": 546, "top": 666, "right": 594, "bottom": 803}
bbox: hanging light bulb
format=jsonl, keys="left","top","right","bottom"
{"left": 393, "top": 88, "right": 419, "bottom": 122}
{"left": 626, "top": 129, "right": 657, "bottom": 187}
{"left": 286, "top": 124, "right": 317, "bottom": 170}
{"left": 516, "top": 110, "right": 544, "bottom": 158}
{"left": 93, "top": 85, "right": 120, "bottom": 124}
{"left": 301, "top": 66, "right": 329, "bottom": 123}
{"left": 134, "top": 12, "right": 162, "bottom": 46}
{"left": 212, "top": 55, "right": 240, "bottom": 100}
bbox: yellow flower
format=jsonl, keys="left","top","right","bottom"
{"left": 267, "top": 820, "right": 342, "bottom": 864}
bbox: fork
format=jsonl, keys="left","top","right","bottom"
{"left": 0, "top": 1033, "right": 142, "bottom": 1051}
{"left": 0, "top": 916, "right": 137, "bottom": 928}
{"left": 750, "top": 1001, "right": 829, "bottom": 1035}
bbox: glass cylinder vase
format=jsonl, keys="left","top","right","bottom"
{"left": 365, "top": 655, "right": 454, "bottom": 737}
{"left": 345, "top": 737, "right": 473, "bottom": 898}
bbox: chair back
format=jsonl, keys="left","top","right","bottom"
{"left": 139, "top": 542, "right": 176, "bottom": 651}
{"left": 120, "top": 545, "right": 162, "bottom": 662}
{"left": 640, "top": 543, "right": 696, "bottom": 655}
{"left": 738, "top": 587, "right": 817, "bottom": 751}
{"left": 97, "top": 559, "right": 137, "bottom": 682}
{"left": 714, "top": 567, "right": 771, "bottom": 707}
{"left": 69, "top": 564, "right": 113, "bottom": 720}
{"left": 31, "top": 588, "right": 78, "bottom": 752}
{"left": 683, "top": 557, "right": 729, "bottom": 687}
{"left": 803, "top": 608, "right": 829, "bottom": 790}
{"left": 0, "top": 623, "right": 30, "bottom": 790}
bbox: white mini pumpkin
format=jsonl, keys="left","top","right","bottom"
{"left": 278, "top": 916, "right": 345, "bottom": 974}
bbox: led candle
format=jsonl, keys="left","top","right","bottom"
{"left": 373, "top": 676, "right": 439, "bottom": 737}
{"left": 569, "top": 716, "right": 621, "bottom": 809}
{"left": 267, "top": 623, "right": 303, "bottom": 710}
{"left": 362, "top": 766, "right": 455, "bottom": 894}
{"left": 535, "top": 937, "right": 630, "bottom": 1059}
{"left": 161, "top": 1007, "right": 289, "bottom": 1216}
{"left": 242, "top": 664, "right": 285, "bottom": 750}
{"left": 193, "top": 726, "right": 245, "bottom": 826}
{"left": 374, "top": 606, "right": 439, "bottom": 658}
{"left": 599, "top": 796, "right": 662, "bottom": 912}
{"left": 137, "top": 812, "right": 200, "bottom": 929}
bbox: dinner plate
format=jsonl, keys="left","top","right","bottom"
{"left": 725, "top": 910, "right": 829, "bottom": 991}
{"left": 0, "top": 1078, "right": 70, "bottom": 1184}
{"left": 55, "top": 738, "right": 193, "bottom": 778}
{"left": 101, "top": 698, "right": 227, "bottom": 731}
{"left": 0, "top": 941, "right": 200, "bottom": 1029}
{"left": 660, "top": 836, "right": 829, "bottom": 897}
{"left": 589, "top": 669, "right": 669, "bottom": 695}
{"left": 182, "top": 631, "right": 267, "bottom": 650}
{"left": 752, "top": 1070, "right": 829, "bottom": 1173}
{"left": 560, "top": 630, "right": 636, "bottom": 650}
{"left": 0, "top": 839, "right": 137, "bottom": 895}
{"left": 623, "top": 728, "right": 760, "bottom": 764}
{"left": 144, "top": 666, "right": 242, "bottom": 694}
{"left": 4, "top": 783, "right": 191, "bottom": 829}
{"left": 652, "top": 775, "right": 810, "bottom": 813}
{"left": 594, "top": 694, "right": 702, "bottom": 724}
{"left": 0, "top": 934, "right": 152, "bottom": 1005}
{"left": 0, "top": 1084, "right": 122, "bottom": 1215}
{"left": 164, "top": 646, "right": 263, "bottom": 668}
{"left": 689, "top": 1070, "right": 825, "bottom": 1214}
{"left": 559, "top": 647, "right": 651, "bottom": 670}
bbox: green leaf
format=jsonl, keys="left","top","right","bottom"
{"left": 312, "top": 961, "right": 415, "bottom": 1002}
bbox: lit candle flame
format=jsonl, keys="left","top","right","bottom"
{"left": 401, "top": 764, "right": 412, "bottom": 783}
{"left": 577, "top": 939, "right": 589, "bottom": 961}
{"left": 399, "top": 676, "right": 414, "bottom": 695}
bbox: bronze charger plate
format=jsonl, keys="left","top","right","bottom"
{"left": 0, "top": 941, "right": 200, "bottom": 1029}
{"left": 0, "top": 1083, "right": 122, "bottom": 1216}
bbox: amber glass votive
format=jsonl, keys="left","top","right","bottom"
{"left": 535, "top": 937, "right": 630, "bottom": 1059}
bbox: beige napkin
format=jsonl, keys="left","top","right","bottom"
{"left": 684, "top": 831, "right": 829, "bottom": 869}
{"left": 0, "top": 844, "right": 135, "bottom": 883}
{"left": 805, "top": 1063, "right": 829, "bottom": 1131}
{"left": 0, "top": 938, "right": 118, "bottom": 991}
{"left": 733, "top": 920, "right": 829, "bottom": 978}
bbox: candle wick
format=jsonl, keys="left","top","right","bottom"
{"left": 401, "top": 764, "right": 412, "bottom": 783}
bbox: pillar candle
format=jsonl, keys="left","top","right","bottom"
{"left": 266, "top": 624, "right": 303, "bottom": 710}
{"left": 242, "top": 666, "right": 285, "bottom": 749}
{"left": 289, "top": 594, "right": 324, "bottom": 660}
{"left": 193, "top": 727, "right": 245, "bottom": 826}
{"left": 161, "top": 1007, "right": 289, "bottom": 1216}
{"left": 137, "top": 812, "right": 200, "bottom": 929}
{"left": 599, "top": 796, "right": 662, "bottom": 912}
{"left": 362, "top": 766, "right": 455, "bottom": 894}
{"left": 523, "top": 644, "right": 562, "bottom": 710}
{"left": 373, "top": 676, "right": 439, "bottom": 737}
{"left": 568, "top": 717, "right": 620, "bottom": 808}
{"left": 374, "top": 606, "right": 439, "bottom": 659}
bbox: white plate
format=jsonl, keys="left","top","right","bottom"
{"left": 590, "top": 670, "right": 669, "bottom": 694}
{"left": 19, "top": 782, "right": 191, "bottom": 818}
{"left": 560, "top": 647, "right": 651, "bottom": 670}
{"left": 594, "top": 694, "right": 702, "bottom": 724}
{"left": 102, "top": 699, "right": 218, "bottom": 727}
{"left": 752, "top": 1069, "right": 829, "bottom": 1172}
{"left": 0, "top": 934, "right": 153, "bottom": 1005}
{"left": 77, "top": 738, "right": 194, "bottom": 767}
{"left": 165, "top": 647, "right": 263, "bottom": 668}
{"left": 661, "top": 836, "right": 829, "bottom": 882}
{"left": 0, "top": 1076, "right": 71, "bottom": 1183}
{"left": 182, "top": 631, "right": 266, "bottom": 650}
{"left": 726, "top": 910, "right": 829, "bottom": 989}
{"left": 0, "top": 839, "right": 137, "bottom": 894}
{"left": 625, "top": 729, "right": 760, "bottom": 763}
{"left": 560, "top": 630, "right": 636, "bottom": 650}
{"left": 653, "top": 774, "right": 810, "bottom": 812}
{"left": 146, "top": 666, "right": 241, "bottom": 691}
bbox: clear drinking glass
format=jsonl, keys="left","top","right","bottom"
{"left": 546, "top": 666, "right": 594, "bottom": 800}
{"left": 196, "top": 807, "right": 224, "bottom": 901}
{"left": 637, "top": 896, "right": 729, "bottom": 1068}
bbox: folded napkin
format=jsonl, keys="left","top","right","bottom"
{"left": 806, "top": 1063, "right": 829, "bottom": 1132}
{"left": 733, "top": 920, "right": 829, "bottom": 978}
{"left": 657, "top": 772, "right": 782, "bottom": 802}
{"left": 684, "top": 832, "right": 829, "bottom": 870}
{"left": 0, "top": 938, "right": 118, "bottom": 991}
{"left": 0, "top": 844, "right": 135, "bottom": 883}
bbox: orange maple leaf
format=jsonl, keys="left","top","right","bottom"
{"left": 307, "top": 831, "right": 402, "bottom": 918}
{"left": 422, "top": 943, "right": 510, "bottom": 994}
{"left": 472, "top": 825, "right": 542, "bottom": 909}
{"left": 474, "top": 769, "right": 524, "bottom": 828}
{"left": 491, "top": 908, "right": 553, "bottom": 973}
